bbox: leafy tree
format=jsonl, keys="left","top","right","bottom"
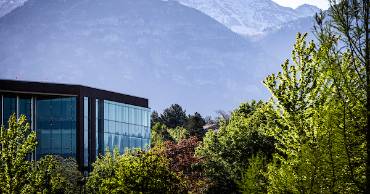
{"left": 151, "top": 123, "right": 174, "bottom": 147}
{"left": 264, "top": 33, "right": 365, "bottom": 193}
{"left": 186, "top": 112, "right": 206, "bottom": 139}
{"left": 315, "top": 0, "right": 369, "bottom": 190}
{"left": 24, "top": 155, "right": 83, "bottom": 194}
{"left": 167, "top": 126, "right": 189, "bottom": 143}
{"left": 87, "top": 148, "right": 186, "bottom": 193}
{"left": 164, "top": 137, "right": 210, "bottom": 193}
{"left": 196, "top": 101, "right": 275, "bottom": 193}
{"left": 160, "top": 104, "right": 187, "bottom": 128}
{"left": 0, "top": 114, "right": 37, "bottom": 194}
{"left": 151, "top": 123, "right": 189, "bottom": 146}
{"left": 238, "top": 154, "right": 268, "bottom": 194}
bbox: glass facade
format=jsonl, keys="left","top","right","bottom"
{"left": 102, "top": 100, "right": 150, "bottom": 154}
{"left": 36, "top": 97, "right": 77, "bottom": 159}
{"left": 3, "top": 96, "right": 16, "bottom": 124}
{"left": 0, "top": 91, "right": 150, "bottom": 168}
{"left": 19, "top": 97, "right": 32, "bottom": 122}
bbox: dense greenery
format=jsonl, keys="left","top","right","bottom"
{"left": 0, "top": 115, "right": 37, "bottom": 194}
{"left": 25, "top": 155, "right": 83, "bottom": 194}
{"left": 86, "top": 148, "right": 186, "bottom": 193}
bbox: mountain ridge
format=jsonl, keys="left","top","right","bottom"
{"left": 172, "top": 0, "right": 320, "bottom": 37}
{"left": 0, "top": 0, "right": 277, "bottom": 115}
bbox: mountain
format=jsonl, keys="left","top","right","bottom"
{"left": 172, "top": 0, "right": 320, "bottom": 37}
{"left": 0, "top": 0, "right": 27, "bottom": 17}
{"left": 295, "top": 4, "right": 321, "bottom": 17}
{"left": 257, "top": 16, "right": 316, "bottom": 62}
{"left": 0, "top": 0, "right": 278, "bottom": 115}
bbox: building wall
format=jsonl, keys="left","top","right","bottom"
{"left": 1, "top": 95, "right": 78, "bottom": 160}
{"left": 1, "top": 93, "right": 150, "bottom": 171}
{"left": 102, "top": 100, "right": 151, "bottom": 154}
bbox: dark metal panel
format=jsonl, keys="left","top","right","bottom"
{"left": 88, "top": 97, "right": 95, "bottom": 171}
{"left": 76, "top": 96, "right": 84, "bottom": 171}
{"left": 0, "top": 79, "right": 80, "bottom": 96}
{"left": 90, "top": 97, "right": 96, "bottom": 166}
{"left": 0, "top": 93, "right": 2, "bottom": 126}
{"left": 98, "top": 99, "right": 104, "bottom": 155}
{"left": 0, "top": 79, "right": 149, "bottom": 108}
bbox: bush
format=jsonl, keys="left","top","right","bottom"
{"left": 24, "top": 155, "right": 83, "bottom": 194}
{"left": 87, "top": 148, "right": 187, "bottom": 193}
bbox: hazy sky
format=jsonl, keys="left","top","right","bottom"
{"left": 272, "top": 0, "right": 330, "bottom": 9}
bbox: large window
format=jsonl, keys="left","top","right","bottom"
{"left": 103, "top": 100, "right": 150, "bottom": 154}
{"left": 19, "top": 97, "right": 32, "bottom": 122}
{"left": 36, "top": 97, "right": 77, "bottom": 159}
{"left": 3, "top": 96, "right": 16, "bottom": 124}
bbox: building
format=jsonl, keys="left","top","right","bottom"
{"left": 0, "top": 79, "right": 151, "bottom": 172}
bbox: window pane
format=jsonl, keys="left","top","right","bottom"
{"left": 3, "top": 96, "right": 16, "bottom": 124}
{"left": 19, "top": 97, "right": 31, "bottom": 122}
{"left": 36, "top": 97, "right": 77, "bottom": 160}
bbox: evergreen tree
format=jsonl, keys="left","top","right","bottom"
{"left": 186, "top": 112, "right": 206, "bottom": 139}
{"left": 160, "top": 104, "right": 187, "bottom": 128}
{"left": 151, "top": 111, "right": 161, "bottom": 126}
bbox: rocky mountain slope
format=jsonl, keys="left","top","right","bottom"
{"left": 0, "top": 0, "right": 279, "bottom": 114}
{"left": 173, "top": 0, "right": 320, "bottom": 37}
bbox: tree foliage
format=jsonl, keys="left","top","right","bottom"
{"left": 0, "top": 114, "right": 37, "bottom": 194}
{"left": 86, "top": 148, "right": 186, "bottom": 193}
{"left": 315, "top": 0, "right": 369, "bottom": 191}
{"left": 24, "top": 155, "right": 83, "bottom": 194}
{"left": 160, "top": 104, "right": 187, "bottom": 128}
{"left": 185, "top": 112, "right": 206, "bottom": 139}
{"left": 238, "top": 154, "right": 268, "bottom": 194}
{"left": 196, "top": 101, "right": 275, "bottom": 193}
{"left": 164, "top": 137, "right": 210, "bottom": 193}
{"left": 263, "top": 33, "right": 366, "bottom": 193}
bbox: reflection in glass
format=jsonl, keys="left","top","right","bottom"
{"left": 102, "top": 100, "right": 150, "bottom": 153}
{"left": 3, "top": 96, "right": 16, "bottom": 124}
{"left": 36, "top": 97, "right": 76, "bottom": 160}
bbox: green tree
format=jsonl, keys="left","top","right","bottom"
{"left": 24, "top": 155, "right": 83, "bottom": 194}
{"left": 0, "top": 114, "right": 37, "bottom": 194}
{"left": 151, "top": 123, "right": 174, "bottom": 147}
{"left": 186, "top": 112, "right": 206, "bottom": 139}
{"left": 196, "top": 101, "right": 275, "bottom": 193}
{"left": 151, "top": 111, "right": 161, "bottom": 126}
{"left": 167, "top": 126, "right": 189, "bottom": 143}
{"left": 315, "top": 0, "right": 369, "bottom": 190}
{"left": 87, "top": 148, "right": 186, "bottom": 193}
{"left": 238, "top": 154, "right": 268, "bottom": 194}
{"left": 264, "top": 33, "right": 365, "bottom": 193}
{"left": 161, "top": 104, "right": 187, "bottom": 128}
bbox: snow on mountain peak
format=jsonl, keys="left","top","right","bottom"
{"left": 295, "top": 4, "right": 321, "bottom": 17}
{"left": 1, "top": 0, "right": 320, "bottom": 37}
{"left": 172, "top": 0, "right": 320, "bottom": 37}
{"left": 0, "top": 0, "right": 27, "bottom": 17}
